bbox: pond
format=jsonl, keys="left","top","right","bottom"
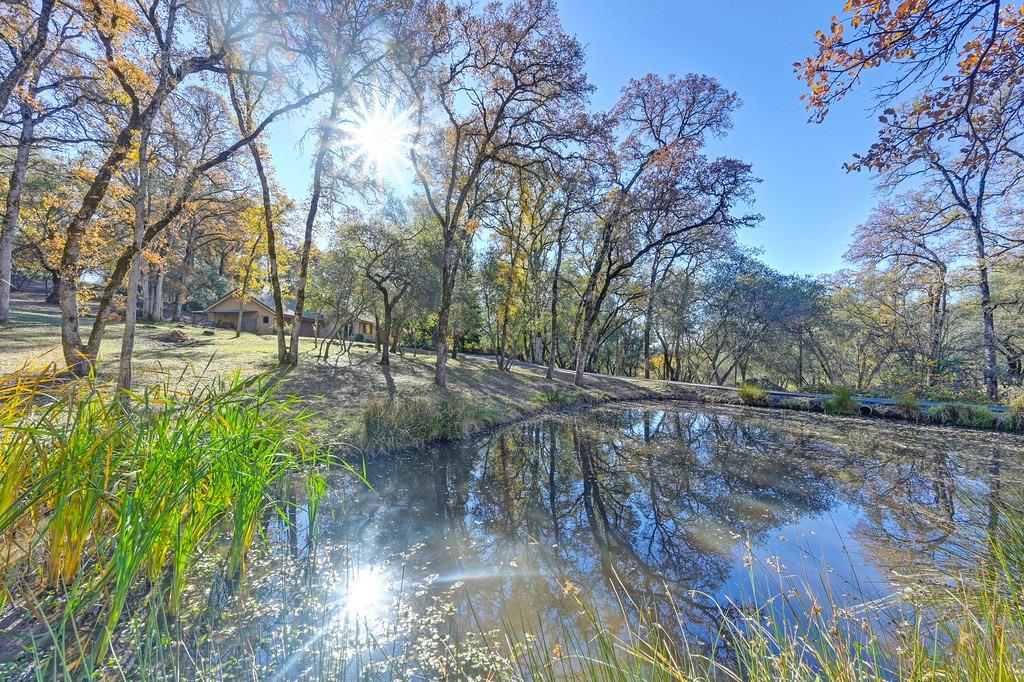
{"left": 190, "top": 402, "right": 1023, "bottom": 678}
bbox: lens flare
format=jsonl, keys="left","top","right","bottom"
{"left": 342, "top": 100, "right": 415, "bottom": 182}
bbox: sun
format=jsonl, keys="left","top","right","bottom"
{"left": 344, "top": 100, "right": 415, "bottom": 182}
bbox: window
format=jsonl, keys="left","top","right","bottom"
{"left": 263, "top": 316, "right": 269, "bottom": 324}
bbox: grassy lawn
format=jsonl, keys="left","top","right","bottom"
{"left": 0, "top": 297, "right": 682, "bottom": 444}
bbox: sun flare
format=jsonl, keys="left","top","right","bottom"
{"left": 344, "top": 101, "right": 415, "bottom": 182}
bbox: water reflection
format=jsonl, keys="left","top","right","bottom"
{"left": 202, "top": 403, "right": 1024, "bottom": 677}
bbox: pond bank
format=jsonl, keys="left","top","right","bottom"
{"left": 349, "top": 362, "right": 1021, "bottom": 457}
{"left": 678, "top": 381, "right": 1020, "bottom": 432}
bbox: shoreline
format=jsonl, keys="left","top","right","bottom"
{"left": 342, "top": 372, "right": 1021, "bottom": 459}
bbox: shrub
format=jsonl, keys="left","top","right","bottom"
{"left": 1008, "top": 392, "right": 1024, "bottom": 431}
{"left": 1009, "top": 391, "right": 1024, "bottom": 418}
{"left": 822, "top": 386, "right": 857, "bottom": 415}
{"left": 738, "top": 383, "right": 768, "bottom": 405}
{"left": 927, "top": 402, "right": 997, "bottom": 429}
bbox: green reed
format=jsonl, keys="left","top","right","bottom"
{"left": 0, "top": 367, "right": 321, "bottom": 671}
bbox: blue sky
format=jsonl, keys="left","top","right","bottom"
{"left": 556, "top": 0, "right": 882, "bottom": 276}
{"left": 265, "top": 0, "right": 883, "bottom": 276}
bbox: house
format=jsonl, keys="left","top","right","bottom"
{"left": 203, "top": 291, "right": 375, "bottom": 339}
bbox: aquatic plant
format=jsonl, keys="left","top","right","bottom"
{"left": 361, "top": 390, "right": 473, "bottom": 454}
{"left": 496, "top": 512, "right": 1024, "bottom": 681}
{"left": 61, "top": 507, "right": 1024, "bottom": 680}
{"left": 927, "top": 402, "right": 997, "bottom": 429}
{"left": 9, "top": 377, "right": 1024, "bottom": 679}
{"left": 0, "top": 368, "right": 320, "bottom": 668}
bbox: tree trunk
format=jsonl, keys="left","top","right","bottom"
{"left": 972, "top": 222, "right": 999, "bottom": 400}
{"left": 45, "top": 271, "right": 60, "bottom": 304}
{"left": 496, "top": 306, "right": 510, "bottom": 371}
{"left": 141, "top": 264, "right": 151, "bottom": 319}
{"left": 116, "top": 131, "right": 149, "bottom": 391}
{"left": 927, "top": 267, "right": 948, "bottom": 388}
{"left": 234, "top": 236, "right": 261, "bottom": 338}
{"left": 642, "top": 256, "right": 659, "bottom": 379}
{"left": 796, "top": 331, "right": 804, "bottom": 389}
{"left": 173, "top": 250, "right": 193, "bottom": 321}
{"left": 258, "top": 151, "right": 288, "bottom": 363}
{"left": 289, "top": 99, "right": 338, "bottom": 366}
{"left": 59, "top": 75, "right": 175, "bottom": 374}
{"left": 573, "top": 318, "right": 594, "bottom": 386}
{"left": 546, "top": 226, "right": 565, "bottom": 380}
{"left": 226, "top": 73, "right": 288, "bottom": 364}
{"left": 390, "top": 322, "right": 401, "bottom": 354}
{"left": 152, "top": 268, "right": 164, "bottom": 322}
{"left": 0, "top": 101, "right": 35, "bottom": 325}
{"left": 573, "top": 222, "right": 617, "bottom": 387}
{"left": 435, "top": 236, "right": 457, "bottom": 387}
{"left": 380, "top": 293, "right": 392, "bottom": 366}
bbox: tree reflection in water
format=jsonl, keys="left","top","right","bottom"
{"left": 196, "top": 403, "right": 1024, "bottom": 677}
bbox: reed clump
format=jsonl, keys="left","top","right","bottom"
{"left": 533, "top": 386, "right": 580, "bottom": 408}
{"left": 822, "top": 386, "right": 857, "bottom": 415}
{"left": 927, "top": 402, "right": 998, "bottom": 429}
{"left": 0, "top": 368, "right": 319, "bottom": 669}
{"left": 361, "top": 390, "right": 474, "bottom": 454}
{"left": 500, "top": 512, "right": 1024, "bottom": 682}
{"left": 738, "top": 382, "right": 769, "bottom": 405}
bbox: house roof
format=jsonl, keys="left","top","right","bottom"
{"left": 203, "top": 290, "right": 326, "bottom": 323}
{"left": 258, "top": 295, "right": 327, "bottom": 323}
{"left": 203, "top": 290, "right": 380, "bottom": 327}
{"left": 203, "top": 290, "right": 274, "bottom": 314}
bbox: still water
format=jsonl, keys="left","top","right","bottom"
{"left": 198, "top": 403, "right": 1022, "bottom": 678}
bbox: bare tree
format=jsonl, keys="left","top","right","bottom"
{"left": 349, "top": 218, "right": 420, "bottom": 366}
{"left": 847, "top": 192, "right": 961, "bottom": 388}
{"left": 869, "top": 82, "right": 1024, "bottom": 399}
{"left": 406, "top": 0, "right": 590, "bottom": 387}
{"left": 571, "top": 74, "right": 757, "bottom": 386}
